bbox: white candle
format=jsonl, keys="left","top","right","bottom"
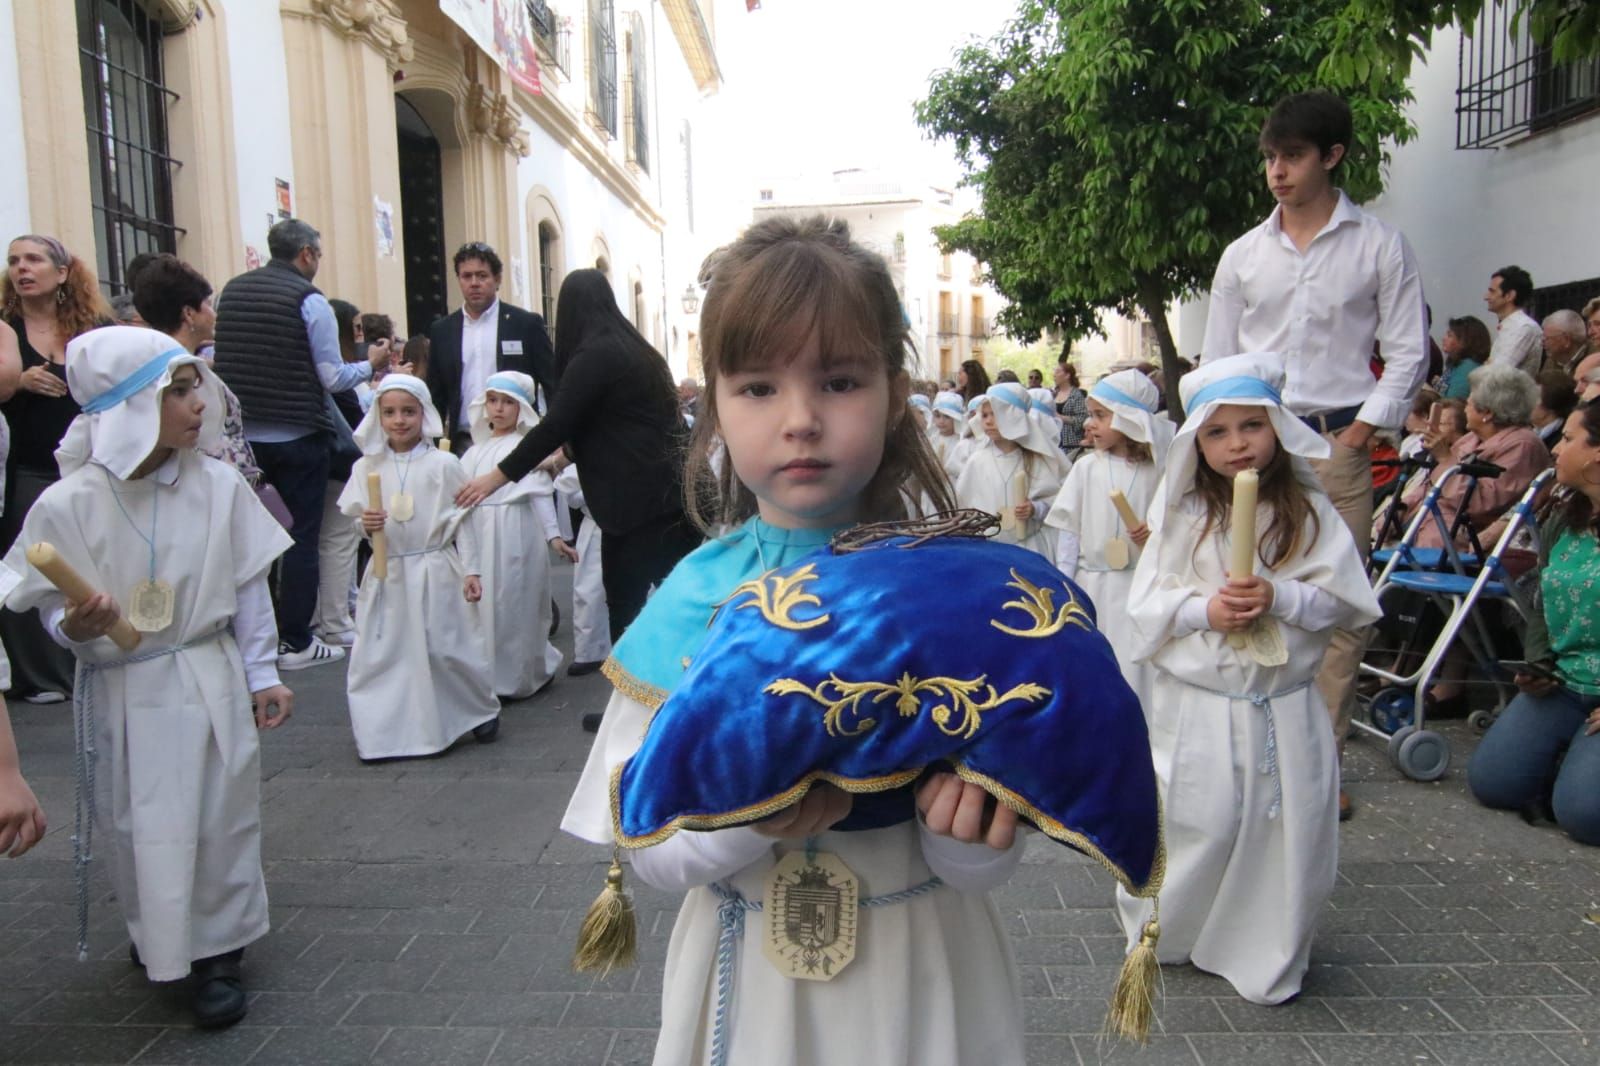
{"left": 25, "top": 542, "right": 141, "bottom": 651}
{"left": 1110, "top": 489, "right": 1141, "bottom": 530}
{"left": 1229, "top": 468, "right": 1258, "bottom": 578}
{"left": 367, "top": 472, "right": 388, "bottom": 580}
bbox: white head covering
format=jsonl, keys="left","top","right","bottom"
{"left": 1156, "top": 353, "right": 1328, "bottom": 521}
{"left": 932, "top": 390, "right": 968, "bottom": 437}
{"left": 55, "top": 325, "right": 223, "bottom": 479}
{"left": 970, "top": 382, "right": 1066, "bottom": 472}
{"left": 1026, "top": 386, "right": 1061, "bottom": 435}
{"left": 468, "top": 370, "right": 541, "bottom": 445}
{"left": 354, "top": 374, "right": 445, "bottom": 456}
{"left": 908, "top": 393, "right": 932, "bottom": 432}
{"left": 1087, "top": 368, "right": 1176, "bottom": 463}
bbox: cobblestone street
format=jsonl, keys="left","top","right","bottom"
{"left": 2, "top": 563, "right": 1598, "bottom": 1065}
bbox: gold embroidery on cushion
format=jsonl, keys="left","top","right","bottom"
{"left": 989, "top": 569, "right": 1093, "bottom": 638}
{"left": 765, "top": 672, "right": 1049, "bottom": 740}
{"left": 709, "top": 563, "right": 831, "bottom": 631}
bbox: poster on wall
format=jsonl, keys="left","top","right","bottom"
{"left": 441, "top": 0, "right": 540, "bottom": 96}
{"left": 275, "top": 179, "right": 292, "bottom": 219}
{"left": 374, "top": 197, "right": 396, "bottom": 258}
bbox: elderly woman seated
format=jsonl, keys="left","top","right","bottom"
{"left": 1408, "top": 364, "right": 1551, "bottom": 552}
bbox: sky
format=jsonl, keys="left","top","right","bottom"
{"left": 713, "top": 0, "right": 1018, "bottom": 188}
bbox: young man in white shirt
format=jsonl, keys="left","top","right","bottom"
{"left": 1203, "top": 91, "right": 1428, "bottom": 821}
{"left": 1484, "top": 265, "right": 1543, "bottom": 377}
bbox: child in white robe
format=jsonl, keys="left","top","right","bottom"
{"left": 340, "top": 375, "right": 500, "bottom": 759}
{"left": 1, "top": 326, "right": 293, "bottom": 1027}
{"left": 955, "top": 381, "right": 1065, "bottom": 560}
{"left": 1044, "top": 369, "right": 1172, "bottom": 715}
{"left": 459, "top": 372, "right": 573, "bottom": 699}
{"left": 561, "top": 215, "right": 1027, "bottom": 1066}
{"left": 1115, "top": 352, "right": 1381, "bottom": 1005}
{"left": 552, "top": 462, "right": 610, "bottom": 673}
{"left": 929, "top": 389, "right": 973, "bottom": 482}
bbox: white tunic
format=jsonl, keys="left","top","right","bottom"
{"left": 1115, "top": 490, "right": 1380, "bottom": 1004}
{"left": 459, "top": 433, "right": 563, "bottom": 698}
{"left": 1043, "top": 450, "right": 1162, "bottom": 717}
{"left": 553, "top": 465, "right": 610, "bottom": 664}
{"left": 339, "top": 446, "right": 499, "bottom": 759}
{"left": 930, "top": 430, "right": 971, "bottom": 484}
{"left": 955, "top": 442, "right": 1062, "bottom": 561}
{"left": 2, "top": 453, "right": 291, "bottom": 980}
{"left": 562, "top": 687, "right": 1026, "bottom": 1066}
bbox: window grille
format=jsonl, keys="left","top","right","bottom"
{"left": 1529, "top": 275, "right": 1600, "bottom": 322}
{"left": 1456, "top": 2, "right": 1600, "bottom": 149}
{"left": 537, "top": 223, "right": 557, "bottom": 324}
{"left": 627, "top": 16, "right": 649, "bottom": 173}
{"left": 528, "top": 0, "right": 571, "bottom": 76}
{"left": 78, "top": 0, "right": 182, "bottom": 295}
{"left": 587, "top": 0, "right": 617, "bottom": 137}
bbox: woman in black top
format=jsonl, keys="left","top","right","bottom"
{"left": 0, "top": 235, "right": 113, "bottom": 701}
{"left": 455, "top": 269, "right": 697, "bottom": 649}
{"left": 1053, "top": 359, "right": 1090, "bottom": 457}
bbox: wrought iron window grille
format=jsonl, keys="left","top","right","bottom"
{"left": 1456, "top": 2, "right": 1600, "bottom": 149}
{"left": 587, "top": 0, "right": 618, "bottom": 137}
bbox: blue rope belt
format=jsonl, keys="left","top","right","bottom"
{"left": 1170, "top": 674, "right": 1315, "bottom": 821}
{"left": 704, "top": 869, "right": 944, "bottom": 1066}
{"left": 71, "top": 625, "right": 230, "bottom": 961}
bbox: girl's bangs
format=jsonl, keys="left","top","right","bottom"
{"left": 711, "top": 242, "right": 887, "bottom": 376}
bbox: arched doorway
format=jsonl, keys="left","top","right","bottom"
{"left": 395, "top": 93, "right": 448, "bottom": 337}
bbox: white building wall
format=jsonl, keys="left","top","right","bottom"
{"left": 1367, "top": 25, "right": 1600, "bottom": 324}
{"left": 0, "top": 0, "right": 30, "bottom": 237}
{"left": 223, "top": 0, "right": 296, "bottom": 260}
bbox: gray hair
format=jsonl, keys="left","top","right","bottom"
{"left": 1467, "top": 363, "right": 1538, "bottom": 427}
{"left": 109, "top": 292, "right": 139, "bottom": 324}
{"left": 1543, "top": 308, "right": 1585, "bottom": 344}
{"left": 266, "top": 219, "right": 320, "bottom": 262}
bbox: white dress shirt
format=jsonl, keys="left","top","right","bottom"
{"left": 1202, "top": 190, "right": 1428, "bottom": 431}
{"left": 459, "top": 297, "right": 501, "bottom": 429}
{"left": 1488, "top": 308, "right": 1543, "bottom": 376}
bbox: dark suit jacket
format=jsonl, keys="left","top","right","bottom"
{"left": 426, "top": 300, "right": 558, "bottom": 439}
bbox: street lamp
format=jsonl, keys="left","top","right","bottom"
{"left": 681, "top": 284, "right": 700, "bottom": 315}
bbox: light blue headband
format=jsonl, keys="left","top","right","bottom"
{"left": 909, "top": 394, "right": 932, "bottom": 411}
{"left": 1029, "top": 395, "right": 1054, "bottom": 415}
{"left": 967, "top": 395, "right": 986, "bottom": 413}
{"left": 483, "top": 372, "right": 532, "bottom": 406}
{"left": 80, "top": 346, "right": 189, "bottom": 415}
{"left": 986, "top": 386, "right": 1030, "bottom": 412}
{"left": 933, "top": 397, "right": 965, "bottom": 419}
{"left": 1091, "top": 379, "right": 1156, "bottom": 413}
{"left": 1186, "top": 375, "right": 1283, "bottom": 412}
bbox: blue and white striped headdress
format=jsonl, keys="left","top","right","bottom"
{"left": 1087, "top": 369, "right": 1174, "bottom": 462}
{"left": 469, "top": 370, "right": 541, "bottom": 445}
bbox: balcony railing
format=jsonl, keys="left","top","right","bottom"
{"left": 528, "top": 1, "right": 572, "bottom": 77}
{"left": 1457, "top": 2, "right": 1600, "bottom": 148}
{"left": 969, "top": 317, "right": 991, "bottom": 340}
{"left": 937, "top": 314, "right": 959, "bottom": 336}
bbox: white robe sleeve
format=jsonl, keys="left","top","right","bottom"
{"left": 1269, "top": 579, "right": 1354, "bottom": 634}
{"left": 1054, "top": 530, "right": 1081, "bottom": 579}
{"left": 533, "top": 494, "right": 562, "bottom": 543}
{"left": 337, "top": 458, "right": 373, "bottom": 521}
{"left": 917, "top": 824, "right": 1025, "bottom": 893}
{"left": 235, "top": 572, "right": 281, "bottom": 692}
{"left": 457, "top": 511, "right": 481, "bottom": 576}
{"left": 628, "top": 827, "right": 775, "bottom": 892}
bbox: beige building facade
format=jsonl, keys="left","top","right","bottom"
{"left": 3, "top": 0, "right": 737, "bottom": 376}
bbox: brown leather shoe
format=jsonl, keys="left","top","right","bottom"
{"left": 1339, "top": 790, "right": 1354, "bottom": 821}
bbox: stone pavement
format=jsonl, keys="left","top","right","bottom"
{"left": 2, "top": 560, "right": 1599, "bottom": 1064}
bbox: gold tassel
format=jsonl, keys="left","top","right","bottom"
{"left": 572, "top": 853, "right": 637, "bottom": 975}
{"left": 1103, "top": 913, "right": 1160, "bottom": 1043}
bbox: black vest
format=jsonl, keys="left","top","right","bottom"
{"left": 212, "top": 260, "right": 332, "bottom": 433}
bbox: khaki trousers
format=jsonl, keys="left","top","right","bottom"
{"left": 1306, "top": 432, "right": 1374, "bottom": 757}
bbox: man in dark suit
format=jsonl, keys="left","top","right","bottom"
{"left": 426, "top": 242, "right": 558, "bottom": 453}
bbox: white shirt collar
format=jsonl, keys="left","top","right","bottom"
{"left": 1263, "top": 189, "right": 1361, "bottom": 244}
{"left": 464, "top": 298, "right": 501, "bottom": 325}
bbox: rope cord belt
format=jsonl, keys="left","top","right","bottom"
{"left": 1178, "top": 676, "right": 1314, "bottom": 821}
{"left": 372, "top": 543, "right": 451, "bottom": 640}
{"left": 71, "top": 625, "right": 230, "bottom": 960}
{"left": 704, "top": 871, "right": 944, "bottom": 1066}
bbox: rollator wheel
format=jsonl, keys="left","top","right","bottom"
{"left": 1396, "top": 729, "right": 1451, "bottom": 782}
{"left": 1387, "top": 724, "right": 1417, "bottom": 765}
{"left": 1467, "top": 709, "right": 1494, "bottom": 734}
{"left": 1368, "top": 687, "right": 1415, "bottom": 734}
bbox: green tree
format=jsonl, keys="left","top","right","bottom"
{"left": 1327, "top": 1, "right": 1600, "bottom": 70}
{"left": 915, "top": 0, "right": 1418, "bottom": 415}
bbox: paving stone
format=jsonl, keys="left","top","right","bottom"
{"left": 7, "top": 1025, "right": 163, "bottom": 1063}
{"left": 559, "top": 992, "right": 660, "bottom": 1030}
{"left": 603, "top": 1028, "right": 658, "bottom": 1065}
{"left": 1536, "top": 1033, "right": 1600, "bottom": 1065}
{"left": 237, "top": 990, "right": 361, "bottom": 1028}
{"left": 1386, "top": 907, "right": 1501, "bottom": 934}
{"left": 1215, "top": 998, "right": 1345, "bottom": 1034}
{"left": 1014, "top": 935, "right": 1094, "bottom": 966}
{"left": 1370, "top": 933, "right": 1494, "bottom": 965}
{"left": 1350, "top": 965, "right": 1476, "bottom": 998}
{"left": 127, "top": 1025, "right": 273, "bottom": 1065}
{"left": 485, "top": 1027, "right": 613, "bottom": 1065}
{"left": 371, "top": 1026, "right": 500, "bottom": 1065}
{"left": 317, "top": 958, "right": 440, "bottom": 994}
{"left": 1541, "top": 995, "right": 1600, "bottom": 1031}
{"left": 340, "top": 990, "right": 466, "bottom": 1027}
{"left": 448, "top": 993, "right": 570, "bottom": 1028}
{"left": 1024, "top": 996, "right": 1113, "bottom": 1034}
{"left": 1025, "top": 1034, "right": 1081, "bottom": 1066}
{"left": 1324, "top": 997, "right": 1461, "bottom": 1034}
{"left": 1185, "top": 1034, "right": 1320, "bottom": 1064}
{"left": 1023, "top": 908, "right": 1123, "bottom": 936}
{"left": 1472, "top": 934, "right": 1599, "bottom": 964}
{"left": 248, "top": 1025, "right": 387, "bottom": 1065}
{"left": 1422, "top": 1032, "right": 1565, "bottom": 1065}
{"left": 1150, "top": 998, "right": 1231, "bottom": 1035}
{"left": 1304, "top": 1034, "right": 1440, "bottom": 1065}
{"left": 14, "top": 990, "right": 154, "bottom": 1026}
{"left": 1431, "top": 996, "right": 1577, "bottom": 1033}
{"left": 377, "top": 907, "right": 481, "bottom": 935}
{"left": 297, "top": 931, "right": 415, "bottom": 962}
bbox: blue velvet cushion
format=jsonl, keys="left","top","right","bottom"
{"left": 612, "top": 535, "right": 1163, "bottom": 895}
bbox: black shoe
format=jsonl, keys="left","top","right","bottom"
{"left": 581, "top": 711, "right": 603, "bottom": 733}
{"left": 567, "top": 660, "right": 603, "bottom": 677}
{"left": 190, "top": 951, "right": 247, "bottom": 1029}
{"left": 472, "top": 718, "right": 500, "bottom": 743}
{"left": 550, "top": 599, "right": 561, "bottom": 638}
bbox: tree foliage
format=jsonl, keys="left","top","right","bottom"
{"left": 915, "top": 0, "right": 1417, "bottom": 406}
{"left": 1324, "top": 1, "right": 1600, "bottom": 72}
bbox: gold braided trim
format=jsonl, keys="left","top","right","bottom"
{"left": 600, "top": 657, "right": 668, "bottom": 711}
{"left": 608, "top": 764, "right": 924, "bottom": 849}
{"left": 950, "top": 763, "right": 1168, "bottom": 899}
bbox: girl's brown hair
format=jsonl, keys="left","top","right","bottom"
{"left": 2, "top": 235, "right": 112, "bottom": 341}
{"left": 1190, "top": 429, "right": 1321, "bottom": 571}
{"left": 685, "top": 215, "right": 956, "bottom": 533}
